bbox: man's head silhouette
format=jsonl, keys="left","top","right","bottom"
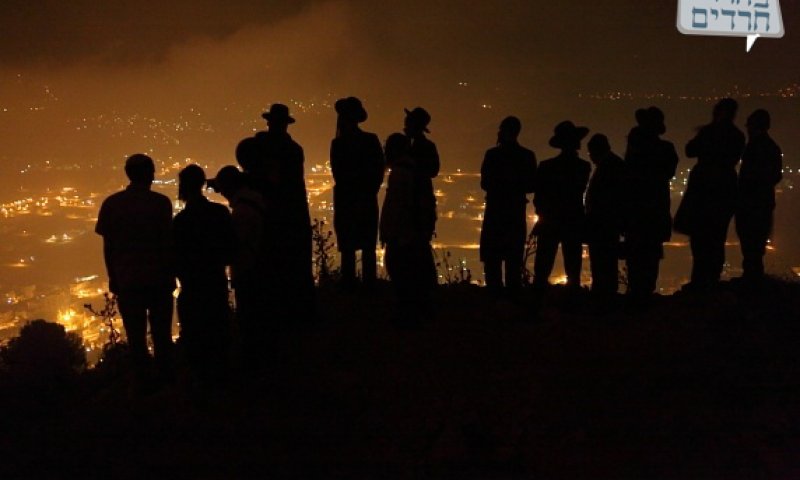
{"left": 124, "top": 154, "right": 155, "bottom": 185}
{"left": 262, "top": 103, "right": 296, "bottom": 132}
{"left": 178, "top": 164, "right": 206, "bottom": 201}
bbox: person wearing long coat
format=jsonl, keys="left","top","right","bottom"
{"left": 479, "top": 116, "right": 537, "bottom": 299}
{"left": 255, "top": 103, "right": 315, "bottom": 320}
{"left": 624, "top": 107, "right": 679, "bottom": 304}
{"left": 585, "top": 134, "right": 626, "bottom": 306}
{"left": 533, "top": 121, "right": 591, "bottom": 290}
{"left": 735, "top": 109, "right": 783, "bottom": 283}
{"left": 404, "top": 107, "right": 439, "bottom": 244}
{"left": 380, "top": 133, "right": 436, "bottom": 322}
{"left": 679, "top": 98, "right": 745, "bottom": 292}
{"left": 330, "top": 97, "right": 385, "bottom": 288}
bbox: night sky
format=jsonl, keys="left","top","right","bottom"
{"left": 1, "top": 0, "right": 798, "bottom": 170}
{"left": 0, "top": 0, "right": 798, "bottom": 292}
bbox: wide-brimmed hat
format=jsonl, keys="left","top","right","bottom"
{"left": 549, "top": 121, "right": 589, "bottom": 149}
{"left": 335, "top": 97, "right": 368, "bottom": 123}
{"left": 404, "top": 107, "right": 431, "bottom": 133}
{"left": 261, "top": 103, "right": 296, "bottom": 124}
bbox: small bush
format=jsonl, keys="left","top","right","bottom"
{"left": 0, "top": 319, "right": 87, "bottom": 390}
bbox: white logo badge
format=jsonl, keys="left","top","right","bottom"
{"left": 677, "top": 0, "right": 785, "bottom": 52}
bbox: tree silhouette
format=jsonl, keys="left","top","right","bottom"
{"left": 84, "top": 292, "right": 121, "bottom": 347}
{"left": 312, "top": 218, "right": 338, "bottom": 285}
{"left": 522, "top": 229, "right": 538, "bottom": 286}
{"left": 435, "top": 247, "right": 472, "bottom": 285}
{"left": 0, "top": 319, "right": 86, "bottom": 389}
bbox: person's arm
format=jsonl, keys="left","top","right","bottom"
{"left": 665, "top": 143, "right": 679, "bottom": 181}
{"left": 102, "top": 238, "right": 119, "bottom": 295}
{"left": 329, "top": 139, "right": 341, "bottom": 183}
{"left": 95, "top": 201, "right": 118, "bottom": 294}
{"left": 418, "top": 140, "right": 440, "bottom": 178}
{"left": 429, "top": 143, "right": 440, "bottom": 178}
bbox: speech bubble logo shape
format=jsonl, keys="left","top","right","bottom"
{"left": 677, "top": 0, "right": 785, "bottom": 52}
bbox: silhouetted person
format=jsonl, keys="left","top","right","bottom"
{"left": 680, "top": 98, "right": 745, "bottom": 292}
{"left": 330, "top": 97, "right": 385, "bottom": 288}
{"left": 380, "top": 133, "right": 437, "bottom": 323}
{"left": 735, "top": 109, "right": 782, "bottom": 283}
{"left": 404, "top": 107, "right": 439, "bottom": 247}
{"left": 624, "top": 107, "right": 679, "bottom": 305}
{"left": 533, "top": 121, "right": 591, "bottom": 290}
{"left": 234, "top": 136, "right": 282, "bottom": 320}
{"left": 95, "top": 154, "right": 174, "bottom": 386}
{"left": 586, "top": 134, "right": 626, "bottom": 309}
{"left": 479, "top": 116, "right": 537, "bottom": 300}
{"left": 174, "top": 165, "right": 235, "bottom": 387}
{"left": 209, "top": 166, "right": 268, "bottom": 368}
{"left": 235, "top": 135, "right": 276, "bottom": 203}
{"left": 256, "top": 104, "right": 315, "bottom": 320}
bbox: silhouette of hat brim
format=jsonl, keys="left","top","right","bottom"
{"left": 335, "top": 97, "right": 368, "bottom": 123}
{"left": 262, "top": 112, "right": 296, "bottom": 124}
{"left": 548, "top": 122, "right": 589, "bottom": 149}
{"left": 262, "top": 104, "right": 296, "bottom": 124}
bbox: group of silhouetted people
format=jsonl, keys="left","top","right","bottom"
{"left": 479, "top": 98, "right": 782, "bottom": 312}
{"left": 96, "top": 97, "right": 782, "bottom": 388}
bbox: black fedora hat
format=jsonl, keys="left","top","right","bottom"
{"left": 335, "top": 97, "right": 368, "bottom": 123}
{"left": 261, "top": 103, "right": 296, "bottom": 124}
{"left": 549, "top": 120, "right": 589, "bottom": 149}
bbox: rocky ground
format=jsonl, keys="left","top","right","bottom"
{"left": 2, "top": 279, "right": 800, "bottom": 479}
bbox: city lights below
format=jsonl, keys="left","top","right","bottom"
{"left": 552, "top": 275, "right": 569, "bottom": 285}
{"left": 432, "top": 242, "right": 480, "bottom": 250}
{"left": 57, "top": 308, "right": 82, "bottom": 331}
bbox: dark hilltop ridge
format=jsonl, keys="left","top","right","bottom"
{"left": 1, "top": 278, "right": 799, "bottom": 479}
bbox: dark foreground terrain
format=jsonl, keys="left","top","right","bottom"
{"left": 2, "top": 279, "right": 800, "bottom": 479}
